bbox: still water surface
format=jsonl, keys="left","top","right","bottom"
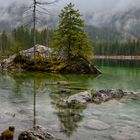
{"left": 0, "top": 60, "right": 140, "bottom": 140}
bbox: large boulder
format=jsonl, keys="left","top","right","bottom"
{"left": 20, "top": 44, "right": 52, "bottom": 59}
{"left": 18, "top": 126, "right": 60, "bottom": 140}
{"left": 57, "top": 91, "right": 92, "bottom": 108}
{"left": 0, "top": 45, "right": 53, "bottom": 71}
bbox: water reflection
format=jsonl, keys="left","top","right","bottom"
{"left": 1, "top": 72, "right": 91, "bottom": 137}
{"left": 0, "top": 68, "right": 140, "bottom": 139}
{"left": 55, "top": 107, "right": 84, "bottom": 137}
{"left": 33, "top": 79, "right": 36, "bottom": 129}
{"left": 94, "top": 59, "right": 140, "bottom": 67}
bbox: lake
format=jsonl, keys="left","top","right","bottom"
{"left": 0, "top": 59, "right": 140, "bottom": 140}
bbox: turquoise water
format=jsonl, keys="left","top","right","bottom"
{"left": 0, "top": 62, "right": 140, "bottom": 139}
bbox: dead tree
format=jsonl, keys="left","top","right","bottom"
{"left": 23, "top": 0, "right": 59, "bottom": 61}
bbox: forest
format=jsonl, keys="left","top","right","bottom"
{"left": 0, "top": 25, "right": 140, "bottom": 57}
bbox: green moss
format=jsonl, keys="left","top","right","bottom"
{"left": 1, "top": 130, "right": 14, "bottom": 139}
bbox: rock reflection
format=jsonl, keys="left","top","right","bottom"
{"left": 51, "top": 91, "right": 87, "bottom": 137}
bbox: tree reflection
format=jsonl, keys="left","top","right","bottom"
{"left": 57, "top": 108, "right": 84, "bottom": 137}
{"left": 4, "top": 72, "right": 92, "bottom": 136}
{"left": 33, "top": 79, "right": 36, "bottom": 129}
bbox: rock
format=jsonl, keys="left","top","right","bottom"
{"left": 0, "top": 112, "right": 15, "bottom": 123}
{"left": 0, "top": 45, "right": 52, "bottom": 71}
{"left": 18, "top": 126, "right": 60, "bottom": 140}
{"left": 0, "top": 54, "right": 16, "bottom": 71}
{"left": 57, "top": 89, "right": 127, "bottom": 108}
{"left": 0, "top": 126, "right": 15, "bottom": 140}
{"left": 85, "top": 119, "right": 110, "bottom": 130}
{"left": 57, "top": 91, "right": 92, "bottom": 108}
{"left": 118, "top": 115, "right": 133, "bottom": 121}
{"left": 20, "top": 44, "right": 52, "bottom": 59}
{"left": 137, "top": 125, "right": 140, "bottom": 128}
{"left": 59, "top": 56, "right": 101, "bottom": 74}
{"left": 54, "top": 89, "right": 71, "bottom": 94}
{"left": 110, "top": 132, "right": 136, "bottom": 140}
{"left": 5, "top": 112, "right": 16, "bottom": 118}
{"left": 0, "top": 47, "right": 101, "bottom": 74}
{"left": 92, "top": 89, "right": 124, "bottom": 103}
{"left": 46, "top": 81, "right": 68, "bottom": 86}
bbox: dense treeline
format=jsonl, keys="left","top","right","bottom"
{"left": 0, "top": 26, "right": 53, "bottom": 55}
{"left": 85, "top": 25, "right": 140, "bottom": 56}
{"left": 0, "top": 25, "right": 140, "bottom": 57}
{"left": 93, "top": 40, "right": 140, "bottom": 56}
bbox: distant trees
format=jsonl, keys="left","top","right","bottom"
{"left": 0, "top": 26, "right": 53, "bottom": 55}
{"left": 93, "top": 40, "right": 140, "bottom": 56}
{"left": 0, "top": 31, "right": 11, "bottom": 53}
{"left": 53, "top": 3, "right": 93, "bottom": 60}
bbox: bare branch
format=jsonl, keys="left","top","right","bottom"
{"left": 22, "top": 20, "right": 33, "bottom": 28}
{"left": 23, "top": 8, "right": 33, "bottom": 15}
{"left": 37, "top": 4, "right": 51, "bottom": 12}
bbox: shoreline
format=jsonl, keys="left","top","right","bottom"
{"left": 93, "top": 55, "right": 140, "bottom": 60}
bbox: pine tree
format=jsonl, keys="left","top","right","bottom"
{"left": 53, "top": 3, "right": 93, "bottom": 60}
{"left": 0, "top": 31, "right": 11, "bottom": 52}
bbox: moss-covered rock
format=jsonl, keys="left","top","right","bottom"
{"left": 0, "top": 126, "right": 15, "bottom": 140}
{"left": 1, "top": 46, "right": 101, "bottom": 74}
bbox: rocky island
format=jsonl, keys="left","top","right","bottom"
{"left": 0, "top": 44, "right": 101, "bottom": 74}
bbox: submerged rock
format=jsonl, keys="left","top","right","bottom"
{"left": 85, "top": 119, "right": 110, "bottom": 130}
{"left": 110, "top": 131, "right": 137, "bottom": 140}
{"left": 54, "top": 89, "right": 71, "bottom": 94}
{"left": 18, "top": 126, "right": 60, "bottom": 140}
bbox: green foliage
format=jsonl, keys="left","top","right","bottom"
{"left": 35, "top": 52, "right": 43, "bottom": 63}
{"left": 0, "top": 31, "right": 11, "bottom": 52}
{"left": 53, "top": 3, "right": 93, "bottom": 60}
{"left": 11, "top": 42, "right": 22, "bottom": 54}
{"left": 0, "top": 27, "right": 53, "bottom": 56}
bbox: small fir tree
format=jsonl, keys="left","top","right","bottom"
{"left": 53, "top": 3, "right": 93, "bottom": 61}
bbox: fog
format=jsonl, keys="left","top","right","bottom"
{"left": 0, "top": 0, "right": 140, "bottom": 30}
{"left": 1, "top": 0, "right": 140, "bottom": 13}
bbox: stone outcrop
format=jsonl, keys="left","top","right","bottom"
{"left": 92, "top": 89, "right": 124, "bottom": 103}
{"left": 0, "top": 45, "right": 52, "bottom": 71}
{"left": 20, "top": 44, "right": 52, "bottom": 59}
{"left": 57, "top": 89, "right": 135, "bottom": 108}
{"left": 18, "top": 126, "right": 60, "bottom": 140}
{"left": 0, "top": 46, "right": 101, "bottom": 74}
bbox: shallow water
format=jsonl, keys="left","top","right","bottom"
{"left": 0, "top": 62, "right": 140, "bottom": 140}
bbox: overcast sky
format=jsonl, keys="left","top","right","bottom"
{"left": 0, "top": 0, "right": 140, "bottom": 13}
{"left": 0, "top": 0, "right": 140, "bottom": 27}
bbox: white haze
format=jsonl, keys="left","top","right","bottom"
{"left": 0, "top": 0, "right": 140, "bottom": 29}
{"left": 1, "top": 0, "right": 140, "bottom": 13}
